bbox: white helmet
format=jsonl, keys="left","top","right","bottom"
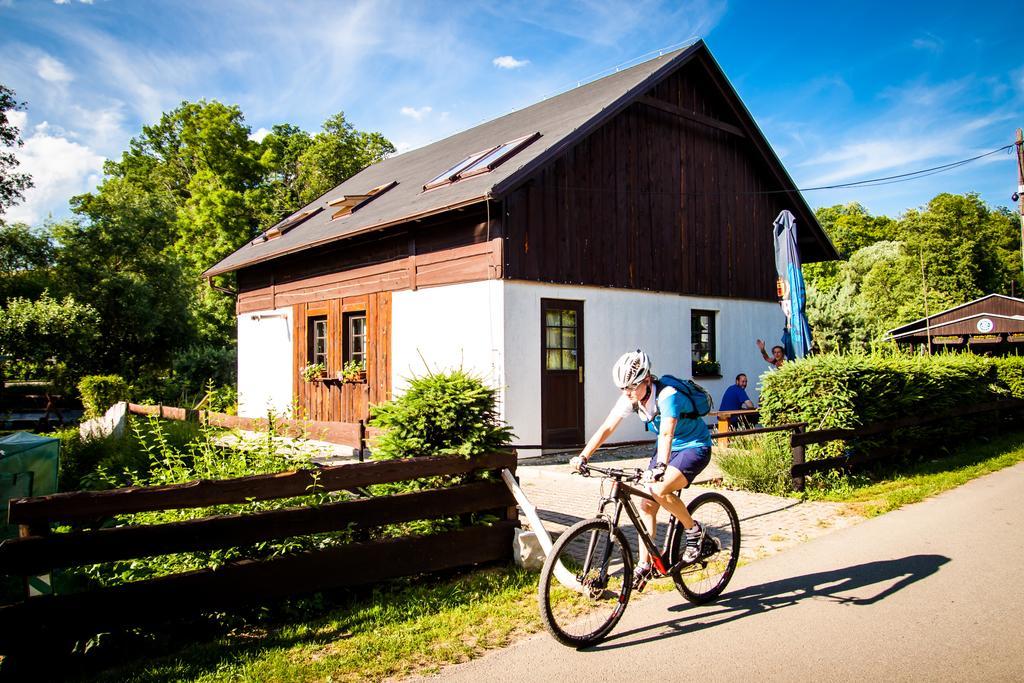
{"left": 612, "top": 349, "right": 651, "bottom": 389}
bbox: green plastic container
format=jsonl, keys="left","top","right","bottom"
{"left": 0, "top": 432, "right": 59, "bottom": 537}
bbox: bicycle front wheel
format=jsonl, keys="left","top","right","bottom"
{"left": 538, "top": 518, "right": 633, "bottom": 648}
{"left": 669, "top": 492, "right": 741, "bottom": 604}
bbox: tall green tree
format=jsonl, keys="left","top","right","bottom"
{"left": 0, "top": 222, "right": 54, "bottom": 301}
{"left": 60, "top": 101, "right": 395, "bottom": 385}
{"left": 805, "top": 202, "right": 897, "bottom": 291}
{"left": 806, "top": 193, "right": 1020, "bottom": 353}
{"left": 295, "top": 112, "right": 395, "bottom": 204}
{"left": 0, "top": 84, "right": 33, "bottom": 220}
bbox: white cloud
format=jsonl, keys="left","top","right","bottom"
{"left": 912, "top": 34, "right": 944, "bottom": 53}
{"left": 250, "top": 127, "right": 270, "bottom": 143}
{"left": 6, "top": 118, "right": 105, "bottom": 224}
{"left": 493, "top": 55, "right": 529, "bottom": 70}
{"left": 36, "top": 55, "right": 73, "bottom": 84}
{"left": 7, "top": 110, "right": 28, "bottom": 135}
{"left": 400, "top": 105, "right": 432, "bottom": 121}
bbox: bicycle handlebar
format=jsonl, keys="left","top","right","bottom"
{"left": 576, "top": 462, "right": 645, "bottom": 482}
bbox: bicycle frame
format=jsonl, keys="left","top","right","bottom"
{"left": 591, "top": 472, "right": 682, "bottom": 577}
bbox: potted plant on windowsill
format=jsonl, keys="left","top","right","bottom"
{"left": 691, "top": 358, "right": 721, "bottom": 378}
{"left": 301, "top": 362, "right": 327, "bottom": 383}
{"left": 338, "top": 360, "right": 367, "bottom": 383}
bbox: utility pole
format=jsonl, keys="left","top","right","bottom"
{"left": 921, "top": 249, "right": 932, "bottom": 355}
{"left": 1017, "top": 129, "right": 1024, "bottom": 277}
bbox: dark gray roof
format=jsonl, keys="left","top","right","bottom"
{"left": 205, "top": 38, "right": 836, "bottom": 277}
{"left": 205, "top": 42, "right": 706, "bottom": 277}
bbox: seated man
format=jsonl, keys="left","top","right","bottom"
{"left": 719, "top": 373, "right": 755, "bottom": 427}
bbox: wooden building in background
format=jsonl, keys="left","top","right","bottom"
{"left": 205, "top": 39, "right": 838, "bottom": 451}
{"left": 885, "top": 294, "right": 1024, "bottom": 354}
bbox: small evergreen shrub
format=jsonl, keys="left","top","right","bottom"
{"left": 78, "top": 374, "right": 130, "bottom": 418}
{"left": 369, "top": 369, "right": 514, "bottom": 460}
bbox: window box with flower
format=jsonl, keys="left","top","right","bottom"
{"left": 337, "top": 359, "right": 367, "bottom": 383}
{"left": 691, "top": 358, "right": 721, "bottom": 378}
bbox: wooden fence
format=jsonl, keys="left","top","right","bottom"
{"left": 788, "top": 399, "right": 1024, "bottom": 491}
{"left": 126, "top": 403, "right": 381, "bottom": 457}
{"left": 513, "top": 398, "right": 1024, "bottom": 492}
{"left": 0, "top": 451, "right": 518, "bottom": 653}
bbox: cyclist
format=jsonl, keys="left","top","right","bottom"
{"left": 570, "top": 349, "right": 712, "bottom": 589}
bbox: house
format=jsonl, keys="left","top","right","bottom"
{"left": 884, "top": 294, "right": 1024, "bottom": 353}
{"left": 204, "top": 39, "right": 838, "bottom": 452}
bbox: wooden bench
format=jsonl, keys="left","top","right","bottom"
{"left": 709, "top": 409, "right": 759, "bottom": 445}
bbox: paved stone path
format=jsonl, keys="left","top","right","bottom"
{"left": 516, "top": 445, "right": 864, "bottom": 563}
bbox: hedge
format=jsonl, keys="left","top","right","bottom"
{"left": 77, "top": 374, "right": 130, "bottom": 419}
{"left": 758, "top": 352, "right": 1024, "bottom": 463}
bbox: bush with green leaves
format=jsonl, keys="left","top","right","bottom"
{"left": 78, "top": 374, "right": 130, "bottom": 418}
{"left": 170, "top": 344, "right": 237, "bottom": 397}
{"left": 751, "top": 351, "right": 1024, "bottom": 490}
{"left": 369, "top": 369, "right": 514, "bottom": 460}
{"left": 0, "top": 292, "right": 100, "bottom": 390}
{"left": 56, "top": 416, "right": 202, "bottom": 492}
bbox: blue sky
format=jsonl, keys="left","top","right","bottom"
{"left": 1, "top": 0, "right": 1020, "bottom": 226}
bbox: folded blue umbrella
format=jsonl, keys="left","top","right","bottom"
{"left": 773, "top": 210, "right": 813, "bottom": 359}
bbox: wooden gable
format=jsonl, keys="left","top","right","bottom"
{"left": 500, "top": 53, "right": 823, "bottom": 302}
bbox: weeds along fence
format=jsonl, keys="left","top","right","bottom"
{"left": 0, "top": 451, "right": 518, "bottom": 654}
{"left": 125, "top": 403, "right": 380, "bottom": 457}
{"left": 788, "top": 398, "right": 1024, "bottom": 490}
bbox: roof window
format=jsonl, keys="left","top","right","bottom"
{"left": 423, "top": 132, "right": 540, "bottom": 191}
{"left": 328, "top": 180, "right": 398, "bottom": 220}
{"left": 256, "top": 206, "right": 324, "bottom": 243}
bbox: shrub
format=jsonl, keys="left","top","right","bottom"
{"left": 56, "top": 417, "right": 202, "bottom": 492}
{"left": 202, "top": 383, "right": 238, "bottom": 414}
{"left": 78, "top": 374, "right": 130, "bottom": 418}
{"left": 369, "top": 369, "right": 514, "bottom": 460}
{"left": 757, "top": 351, "right": 1023, "bottom": 468}
{"left": 0, "top": 292, "right": 101, "bottom": 390}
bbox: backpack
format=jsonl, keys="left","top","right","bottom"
{"left": 656, "top": 374, "right": 714, "bottom": 418}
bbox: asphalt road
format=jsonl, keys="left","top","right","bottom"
{"left": 424, "top": 462, "right": 1024, "bottom": 682}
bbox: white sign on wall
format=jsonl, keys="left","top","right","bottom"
{"left": 976, "top": 318, "right": 994, "bottom": 333}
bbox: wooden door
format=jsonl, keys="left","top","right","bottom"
{"left": 541, "top": 299, "right": 585, "bottom": 446}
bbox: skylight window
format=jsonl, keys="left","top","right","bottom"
{"left": 422, "top": 132, "right": 540, "bottom": 191}
{"left": 423, "top": 149, "right": 492, "bottom": 191}
{"left": 328, "top": 180, "right": 397, "bottom": 220}
{"left": 459, "top": 133, "right": 541, "bottom": 178}
{"left": 256, "top": 206, "right": 323, "bottom": 243}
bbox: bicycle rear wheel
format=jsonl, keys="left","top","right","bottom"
{"left": 538, "top": 518, "right": 633, "bottom": 648}
{"left": 669, "top": 492, "right": 741, "bottom": 604}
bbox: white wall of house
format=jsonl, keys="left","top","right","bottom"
{"left": 237, "top": 307, "right": 294, "bottom": 418}
{"left": 391, "top": 281, "right": 505, "bottom": 406}
{"left": 502, "top": 281, "right": 785, "bottom": 448}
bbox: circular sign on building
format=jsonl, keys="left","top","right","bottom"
{"left": 976, "top": 318, "right": 994, "bottom": 333}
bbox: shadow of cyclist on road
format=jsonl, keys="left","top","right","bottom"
{"left": 593, "top": 554, "right": 950, "bottom": 650}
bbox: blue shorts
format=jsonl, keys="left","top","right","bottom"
{"left": 648, "top": 446, "right": 711, "bottom": 486}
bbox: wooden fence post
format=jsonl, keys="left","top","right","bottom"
{"left": 358, "top": 420, "right": 366, "bottom": 462}
{"left": 791, "top": 425, "right": 806, "bottom": 493}
{"left": 18, "top": 523, "right": 51, "bottom": 600}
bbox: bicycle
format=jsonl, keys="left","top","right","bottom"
{"left": 537, "top": 462, "right": 741, "bottom": 647}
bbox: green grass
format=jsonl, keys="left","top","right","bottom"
{"left": 802, "top": 430, "right": 1024, "bottom": 516}
{"left": 61, "top": 566, "right": 544, "bottom": 683}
